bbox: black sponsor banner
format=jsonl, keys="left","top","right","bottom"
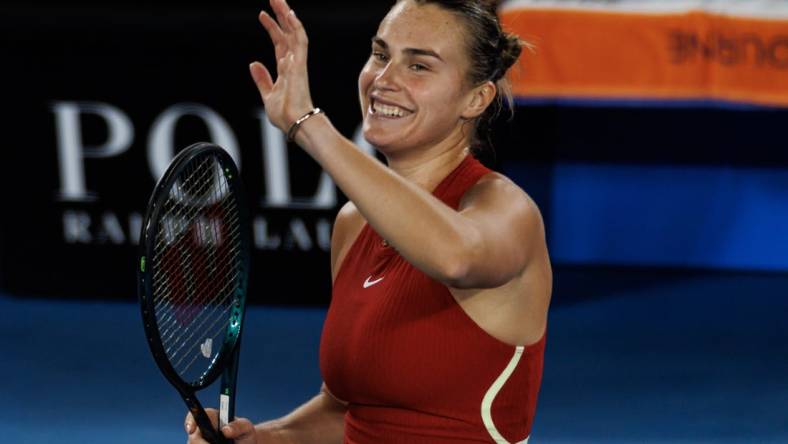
{"left": 2, "top": 4, "right": 391, "bottom": 304}
{"left": 3, "top": 3, "right": 786, "bottom": 303}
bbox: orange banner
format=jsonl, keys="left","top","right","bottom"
{"left": 501, "top": 2, "right": 788, "bottom": 107}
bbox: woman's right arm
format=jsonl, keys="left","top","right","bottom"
{"left": 249, "top": 202, "right": 360, "bottom": 443}
{"left": 185, "top": 384, "right": 346, "bottom": 444}
{"left": 255, "top": 383, "right": 347, "bottom": 442}
{"left": 187, "top": 203, "right": 358, "bottom": 444}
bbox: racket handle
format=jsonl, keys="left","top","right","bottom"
{"left": 184, "top": 395, "right": 231, "bottom": 444}
{"left": 219, "top": 393, "right": 233, "bottom": 444}
{"left": 220, "top": 343, "right": 242, "bottom": 444}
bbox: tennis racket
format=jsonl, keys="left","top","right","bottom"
{"left": 138, "top": 142, "right": 251, "bottom": 444}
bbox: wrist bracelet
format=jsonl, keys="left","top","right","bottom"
{"left": 287, "top": 108, "right": 324, "bottom": 142}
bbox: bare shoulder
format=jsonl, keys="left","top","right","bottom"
{"left": 460, "top": 172, "right": 545, "bottom": 235}
{"left": 333, "top": 200, "right": 365, "bottom": 241}
{"left": 331, "top": 201, "right": 366, "bottom": 282}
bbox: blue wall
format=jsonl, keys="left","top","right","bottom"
{"left": 512, "top": 163, "right": 788, "bottom": 271}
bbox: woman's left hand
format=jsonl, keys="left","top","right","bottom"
{"left": 249, "top": 0, "right": 315, "bottom": 132}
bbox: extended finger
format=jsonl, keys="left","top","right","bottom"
{"left": 287, "top": 8, "right": 308, "bottom": 54}
{"left": 270, "top": 0, "right": 293, "bottom": 33}
{"left": 279, "top": 0, "right": 295, "bottom": 16}
{"left": 258, "top": 11, "right": 288, "bottom": 59}
{"left": 249, "top": 61, "right": 275, "bottom": 96}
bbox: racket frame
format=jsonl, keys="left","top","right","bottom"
{"left": 138, "top": 142, "right": 250, "bottom": 444}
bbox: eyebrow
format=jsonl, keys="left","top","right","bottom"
{"left": 372, "top": 37, "right": 444, "bottom": 62}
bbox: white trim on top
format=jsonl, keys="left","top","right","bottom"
{"left": 481, "top": 346, "right": 529, "bottom": 444}
{"left": 500, "top": 0, "right": 788, "bottom": 20}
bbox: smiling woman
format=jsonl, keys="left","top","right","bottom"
{"left": 184, "top": 0, "right": 551, "bottom": 443}
{"left": 359, "top": 0, "right": 524, "bottom": 160}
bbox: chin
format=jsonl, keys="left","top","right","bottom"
{"left": 363, "top": 133, "right": 393, "bottom": 153}
{"left": 362, "top": 124, "right": 395, "bottom": 150}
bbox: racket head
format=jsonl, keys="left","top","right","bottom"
{"left": 138, "top": 142, "right": 250, "bottom": 392}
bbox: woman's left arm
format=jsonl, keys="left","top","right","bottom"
{"left": 250, "top": 0, "right": 542, "bottom": 288}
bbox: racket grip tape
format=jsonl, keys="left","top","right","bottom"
{"left": 219, "top": 393, "right": 234, "bottom": 444}
{"left": 220, "top": 393, "right": 230, "bottom": 429}
{"left": 186, "top": 399, "right": 232, "bottom": 444}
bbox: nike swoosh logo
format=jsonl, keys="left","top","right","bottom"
{"left": 363, "top": 276, "right": 384, "bottom": 289}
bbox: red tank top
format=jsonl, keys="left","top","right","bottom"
{"left": 320, "top": 155, "right": 546, "bottom": 443}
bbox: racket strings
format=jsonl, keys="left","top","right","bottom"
{"left": 157, "top": 181, "right": 239, "bottom": 376}
{"left": 152, "top": 157, "right": 229, "bottom": 260}
{"left": 153, "top": 163, "right": 230, "bottom": 325}
{"left": 153, "top": 217, "right": 241, "bottom": 327}
{"left": 157, "top": 158, "right": 237, "bottom": 302}
{"left": 155, "top": 244, "right": 240, "bottom": 343}
{"left": 153, "top": 210, "right": 242, "bottom": 342}
{"left": 152, "top": 157, "right": 219, "bottom": 281}
{"left": 153, "top": 229, "right": 240, "bottom": 350}
{"left": 163, "top": 270, "right": 241, "bottom": 366}
{"left": 171, "top": 306, "right": 234, "bottom": 372}
{"left": 150, "top": 154, "right": 244, "bottom": 382}
{"left": 151, "top": 157, "right": 234, "bottom": 305}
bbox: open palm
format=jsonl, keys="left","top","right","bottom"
{"left": 249, "top": 0, "right": 315, "bottom": 132}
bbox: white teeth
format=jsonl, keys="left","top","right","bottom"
{"left": 372, "top": 101, "right": 406, "bottom": 117}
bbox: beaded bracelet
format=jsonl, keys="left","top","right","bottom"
{"left": 287, "top": 108, "right": 324, "bottom": 142}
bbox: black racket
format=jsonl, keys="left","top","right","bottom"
{"left": 138, "top": 142, "right": 250, "bottom": 444}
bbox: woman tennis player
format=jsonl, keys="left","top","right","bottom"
{"left": 185, "top": 0, "right": 551, "bottom": 442}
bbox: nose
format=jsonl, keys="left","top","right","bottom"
{"left": 373, "top": 62, "right": 400, "bottom": 91}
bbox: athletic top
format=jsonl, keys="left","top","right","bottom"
{"left": 320, "top": 154, "right": 546, "bottom": 443}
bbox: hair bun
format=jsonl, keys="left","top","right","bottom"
{"left": 499, "top": 32, "right": 523, "bottom": 73}
{"left": 479, "top": 0, "right": 502, "bottom": 13}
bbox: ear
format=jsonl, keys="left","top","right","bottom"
{"left": 461, "top": 80, "right": 497, "bottom": 120}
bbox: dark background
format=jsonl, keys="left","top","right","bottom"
{"left": 2, "top": 0, "right": 787, "bottom": 305}
{"left": 1, "top": 2, "right": 787, "bottom": 443}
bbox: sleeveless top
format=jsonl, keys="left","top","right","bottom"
{"left": 320, "top": 155, "right": 546, "bottom": 443}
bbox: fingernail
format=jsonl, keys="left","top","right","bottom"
{"left": 222, "top": 425, "right": 232, "bottom": 435}
{"left": 290, "top": 9, "right": 295, "bottom": 16}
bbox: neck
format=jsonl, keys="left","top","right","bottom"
{"left": 384, "top": 140, "right": 471, "bottom": 191}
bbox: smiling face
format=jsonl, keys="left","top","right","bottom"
{"left": 358, "top": 1, "right": 486, "bottom": 156}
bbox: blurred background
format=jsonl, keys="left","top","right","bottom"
{"left": 1, "top": 0, "right": 787, "bottom": 442}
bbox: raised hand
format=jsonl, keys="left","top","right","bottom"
{"left": 249, "top": 0, "right": 315, "bottom": 132}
